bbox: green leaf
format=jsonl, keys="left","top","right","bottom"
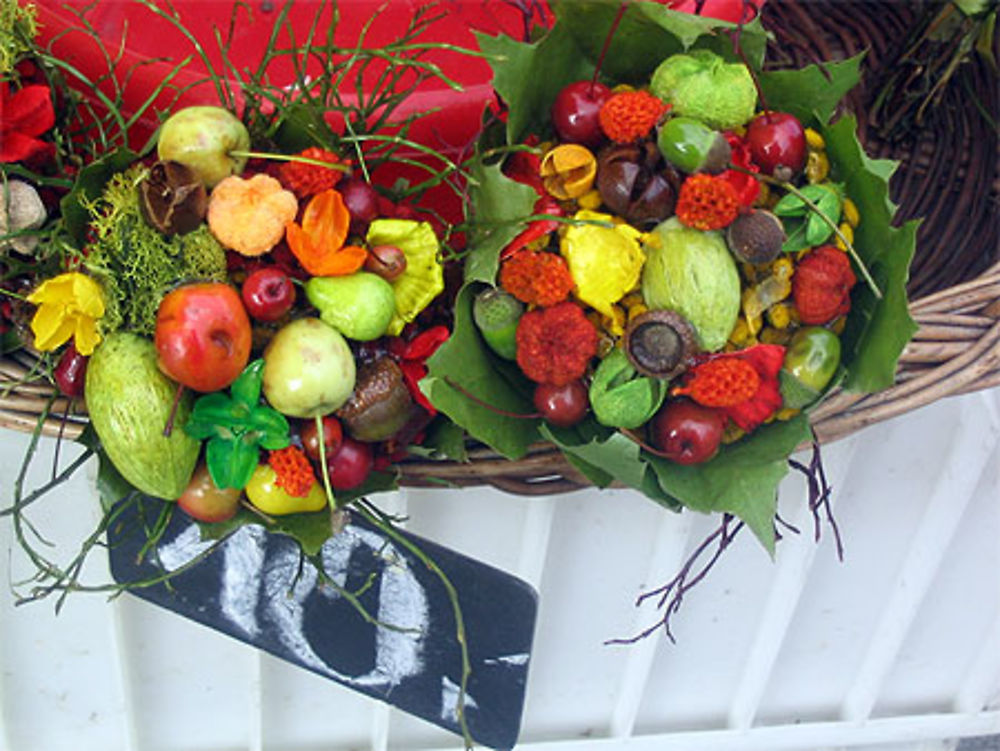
{"left": 554, "top": 1, "right": 769, "bottom": 83}
{"left": 463, "top": 158, "right": 542, "bottom": 285}
{"left": 759, "top": 53, "right": 865, "bottom": 126}
{"left": 474, "top": 24, "right": 593, "bottom": 144}
{"left": 822, "top": 115, "right": 918, "bottom": 392}
{"left": 183, "top": 392, "right": 234, "bottom": 439}
{"left": 646, "top": 415, "right": 812, "bottom": 553}
{"left": 60, "top": 148, "right": 138, "bottom": 246}
{"left": 421, "top": 418, "right": 469, "bottom": 462}
{"left": 230, "top": 359, "right": 264, "bottom": 406}
{"left": 423, "top": 283, "right": 540, "bottom": 459}
{"left": 205, "top": 435, "right": 260, "bottom": 490}
{"left": 249, "top": 408, "right": 291, "bottom": 450}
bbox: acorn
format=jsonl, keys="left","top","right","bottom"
{"left": 726, "top": 209, "right": 786, "bottom": 265}
{"left": 337, "top": 357, "right": 415, "bottom": 442}
{"left": 624, "top": 309, "right": 699, "bottom": 380}
{"left": 656, "top": 116, "right": 731, "bottom": 175}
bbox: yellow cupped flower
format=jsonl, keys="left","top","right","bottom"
{"left": 27, "top": 272, "right": 105, "bottom": 355}
{"left": 560, "top": 210, "right": 645, "bottom": 326}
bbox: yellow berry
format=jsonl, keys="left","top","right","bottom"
{"left": 577, "top": 189, "right": 603, "bottom": 210}
{"left": 806, "top": 150, "right": 830, "bottom": 183}
{"left": 776, "top": 407, "right": 801, "bottom": 421}
{"left": 842, "top": 197, "right": 860, "bottom": 228}
{"left": 767, "top": 302, "right": 794, "bottom": 329}
{"left": 805, "top": 128, "right": 826, "bottom": 150}
{"left": 835, "top": 222, "right": 854, "bottom": 251}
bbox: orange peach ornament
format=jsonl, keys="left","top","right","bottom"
{"left": 207, "top": 174, "right": 298, "bottom": 256}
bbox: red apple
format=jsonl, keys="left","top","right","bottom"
{"left": 745, "top": 111, "right": 807, "bottom": 177}
{"left": 155, "top": 282, "right": 252, "bottom": 392}
{"left": 650, "top": 399, "right": 726, "bottom": 465}
{"left": 242, "top": 267, "right": 295, "bottom": 322}
{"left": 178, "top": 462, "right": 241, "bottom": 522}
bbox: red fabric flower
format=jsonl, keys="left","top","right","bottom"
{"left": 673, "top": 344, "right": 786, "bottom": 431}
{"left": 599, "top": 90, "right": 669, "bottom": 143}
{"left": 793, "top": 245, "right": 856, "bottom": 325}
{"left": 675, "top": 173, "right": 741, "bottom": 231}
{"left": 515, "top": 301, "right": 598, "bottom": 386}
{"left": 392, "top": 325, "right": 450, "bottom": 415}
{"left": 0, "top": 83, "right": 55, "bottom": 163}
{"left": 720, "top": 131, "right": 761, "bottom": 208}
{"left": 499, "top": 249, "right": 575, "bottom": 306}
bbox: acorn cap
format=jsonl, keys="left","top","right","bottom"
{"left": 337, "top": 357, "right": 414, "bottom": 442}
{"left": 624, "top": 309, "right": 699, "bottom": 379}
{"left": 726, "top": 209, "right": 786, "bottom": 265}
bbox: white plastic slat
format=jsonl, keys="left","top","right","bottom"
{"left": 515, "top": 496, "right": 557, "bottom": 589}
{"left": 425, "top": 710, "right": 1000, "bottom": 751}
{"left": 841, "top": 392, "right": 1000, "bottom": 722}
{"left": 954, "top": 608, "right": 1000, "bottom": 715}
{"left": 108, "top": 599, "right": 140, "bottom": 751}
{"left": 727, "top": 438, "right": 861, "bottom": 730}
{"left": 248, "top": 651, "right": 264, "bottom": 751}
{"left": 608, "top": 510, "right": 696, "bottom": 738}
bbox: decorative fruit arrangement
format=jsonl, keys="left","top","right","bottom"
{"left": 425, "top": 1, "right": 916, "bottom": 556}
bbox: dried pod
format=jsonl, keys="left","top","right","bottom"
{"left": 540, "top": 143, "right": 597, "bottom": 200}
{"left": 337, "top": 357, "right": 415, "bottom": 442}
{"left": 139, "top": 160, "right": 208, "bottom": 235}
{"left": 726, "top": 209, "right": 786, "bottom": 265}
{"left": 624, "top": 308, "right": 699, "bottom": 380}
{"left": 596, "top": 141, "right": 679, "bottom": 229}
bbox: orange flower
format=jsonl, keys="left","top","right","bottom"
{"left": 599, "top": 90, "right": 669, "bottom": 143}
{"left": 499, "top": 250, "right": 575, "bottom": 307}
{"left": 675, "top": 173, "right": 740, "bottom": 231}
{"left": 268, "top": 445, "right": 316, "bottom": 498}
{"left": 279, "top": 147, "right": 345, "bottom": 197}
{"left": 285, "top": 189, "right": 367, "bottom": 276}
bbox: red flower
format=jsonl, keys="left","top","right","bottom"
{"left": 391, "top": 325, "right": 450, "bottom": 415}
{"left": 0, "top": 83, "right": 55, "bottom": 163}
{"left": 599, "top": 90, "right": 670, "bottom": 143}
{"left": 720, "top": 131, "right": 761, "bottom": 208}
{"left": 673, "top": 344, "right": 785, "bottom": 431}
{"left": 793, "top": 245, "right": 856, "bottom": 325}
{"left": 499, "top": 249, "right": 575, "bottom": 306}
{"left": 515, "top": 301, "right": 598, "bottom": 386}
{"left": 675, "top": 173, "right": 741, "bottom": 231}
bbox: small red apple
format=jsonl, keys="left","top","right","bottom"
{"left": 242, "top": 267, "right": 295, "bottom": 322}
{"left": 177, "top": 463, "right": 241, "bottom": 522}
{"left": 155, "top": 282, "right": 252, "bottom": 392}
{"left": 551, "top": 80, "right": 613, "bottom": 148}
{"left": 325, "top": 437, "right": 373, "bottom": 490}
{"left": 650, "top": 399, "right": 726, "bottom": 465}
{"left": 745, "top": 111, "right": 807, "bottom": 177}
{"left": 533, "top": 380, "right": 589, "bottom": 428}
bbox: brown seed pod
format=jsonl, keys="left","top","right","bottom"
{"left": 624, "top": 309, "right": 699, "bottom": 380}
{"left": 596, "top": 140, "right": 680, "bottom": 229}
{"left": 726, "top": 209, "right": 786, "bottom": 265}
{"left": 364, "top": 244, "right": 408, "bottom": 281}
{"left": 337, "top": 357, "right": 415, "bottom": 442}
{"left": 139, "top": 160, "right": 208, "bottom": 235}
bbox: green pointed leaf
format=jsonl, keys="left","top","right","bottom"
{"left": 759, "top": 53, "right": 865, "bottom": 126}
{"left": 554, "top": 1, "right": 769, "bottom": 83}
{"left": 423, "top": 283, "right": 539, "bottom": 459}
{"left": 773, "top": 192, "right": 808, "bottom": 217}
{"left": 205, "top": 435, "right": 260, "bottom": 490}
{"left": 805, "top": 212, "right": 833, "bottom": 246}
{"left": 420, "top": 418, "right": 469, "bottom": 462}
{"left": 249, "top": 407, "right": 291, "bottom": 450}
{"left": 463, "top": 158, "right": 543, "bottom": 285}
{"left": 822, "top": 115, "right": 918, "bottom": 392}
{"left": 183, "top": 392, "right": 236, "bottom": 439}
{"left": 230, "top": 359, "right": 264, "bottom": 406}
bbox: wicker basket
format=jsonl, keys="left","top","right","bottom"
{"left": 2, "top": 1, "right": 997, "bottom": 497}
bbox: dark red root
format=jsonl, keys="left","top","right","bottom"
{"left": 606, "top": 514, "right": 745, "bottom": 645}
{"left": 789, "top": 434, "right": 844, "bottom": 561}
{"left": 591, "top": 1, "right": 631, "bottom": 94}
{"left": 162, "top": 382, "right": 186, "bottom": 437}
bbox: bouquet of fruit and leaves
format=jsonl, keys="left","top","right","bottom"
{"left": 1, "top": 0, "right": 491, "bottom": 597}
{"left": 422, "top": 0, "right": 918, "bottom": 609}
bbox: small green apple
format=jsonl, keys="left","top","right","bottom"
{"left": 157, "top": 106, "right": 250, "bottom": 188}
{"left": 262, "top": 317, "right": 356, "bottom": 418}
{"left": 304, "top": 272, "right": 396, "bottom": 341}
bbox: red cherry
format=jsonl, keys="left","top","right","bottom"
{"left": 533, "top": 380, "right": 589, "bottom": 428}
{"left": 299, "top": 416, "right": 344, "bottom": 463}
{"left": 54, "top": 342, "right": 88, "bottom": 398}
{"left": 550, "top": 80, "right": 613, "bottom": 148}
{"left": 650, "top": 399, "right": 726, "bottom": 465}
{"left": 338, "top": 176, "right": 380, "bottom": 230}
{"left": 325, "top": 437, "right": 373, "bottom": 490}
{"left": 241, "top": 267, "right": 295, "bottom": 322}
{"left": 745, "top": 112, "right": 807, "bottom": 177}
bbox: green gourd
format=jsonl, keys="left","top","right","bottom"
{"left": 85, "top": 332, "right": 200, "bottom": 499}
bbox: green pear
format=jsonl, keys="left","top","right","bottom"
{"left": 304, "top": 272, "right": 396, "bottom": 341}
{"left": 157, "top": 106, "right": 250, "bottom": 188}
{"left": 262, "top": 318, "right": 356, "bottom": 418}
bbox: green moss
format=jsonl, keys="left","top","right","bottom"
{"left": 0, "top": 1, "right": 38, "bottom": 75}
{"left": 85, "top": 166, "right": 227, "bottom": 336}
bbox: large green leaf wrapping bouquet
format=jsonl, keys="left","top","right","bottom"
{"left": 423, "top": 2, "right": 919, "bottom": 553}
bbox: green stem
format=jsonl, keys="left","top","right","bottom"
{"left": 315, "top": 414, "right": 338, "bottom": 510}
{"left": 228, "top": 150, "right": 351, "bottom": 172}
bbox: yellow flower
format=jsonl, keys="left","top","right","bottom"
{"left": 365, "top": 219, "right": 443, "bottom": 336}
{"left": 27, "top": 272, "right": 105, "bottom": 355}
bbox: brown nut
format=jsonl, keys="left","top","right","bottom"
{"left": 139, "top": 160, "right": 208, "bottom": 235}
{"left": 337, "top": 357, "right": 415, "bottom": 442}
{"left": 596, "top": 141, "right": 679, "bottom": 229}
{"left": 364, "top": 244, "right": 407, "bottom": 281}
